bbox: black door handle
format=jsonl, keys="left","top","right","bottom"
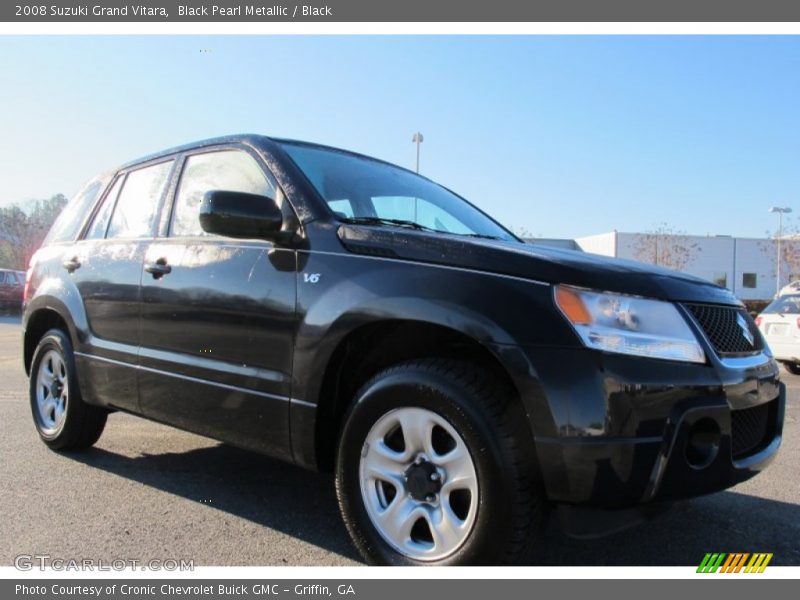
{"left": 144, "top": 258, "right": 172, "bottom": 279}
{"left": 62, "top": 257, "right": 81, "bottom": 273}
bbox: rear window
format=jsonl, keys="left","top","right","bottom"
{"left": 43, "top": 175, "right": 112, "bottom": 245}
{"left": 763, "top": 295, "right": 800, "bottom": 314}
{"left": 106, "top": 161, "right": 173, "bottom": 239}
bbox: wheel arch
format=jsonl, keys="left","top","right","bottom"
{"left": 23, "top": 304, "right": 76, "bottom": 375}
{"left": 300, "top": 318, "right": 532, "bottom": 472}
{"left": 23, "top": 269, "right": 89, "bottom": 375}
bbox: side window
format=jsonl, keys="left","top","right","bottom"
{"left": 171, "top": 150, "right": 276, "bottom": 237}
{"left": 106, "top": 161, "right": 173, "bottom": 239}
{"left": 43, "top": 175, "right": 111, "bottom": 245}
{"left": 85, "top": 176, "right": 124, "bottom": 240}
{"left": 0, "top": 272, "right": 6, "bottom": 285}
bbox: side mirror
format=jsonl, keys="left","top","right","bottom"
{"left": 199, "top": 190, "right": 284, "bottom": 240}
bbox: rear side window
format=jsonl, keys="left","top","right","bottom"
{"left": 106, "top": 161, "right": 173, "bottom": 239}
{"left": 171, "top": 150, "right": 275, "bottom": 237}
{"left": 43, "top": 175, "right": 111, "bottom": 245}
{"left": 85, "top": 176, "right": 124, "bottom": 240}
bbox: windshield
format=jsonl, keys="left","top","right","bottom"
{"left": 763, "top": 295, "right": 800, "bottom": 314}
{"left": 281, "top": 143, "right": 516, "bottom": 242}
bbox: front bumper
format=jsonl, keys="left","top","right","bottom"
{"left": 508, "top": 346, "right": 785, "bottom": 508}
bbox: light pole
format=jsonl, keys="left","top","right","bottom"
{"left": 770, "top": 206, "right": 792, "bottom": 295}
{"left": 412, "top": 132, "right": 423, "bottom": 173}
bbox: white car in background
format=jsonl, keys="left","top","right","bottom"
{"left": 757, "top": 294, "right": 800, "bottom": 374}
{"left": 778, "top": 280, "right": 800, "bottom": 297}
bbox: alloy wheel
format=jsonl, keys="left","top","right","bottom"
{"left": 358, "top": 406, "right": 479, "bottom": 561}
{"left": 35, "top": 349, "right": 69, "bottom": 435}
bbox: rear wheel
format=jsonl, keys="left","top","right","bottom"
{"left": 336, "top": 359, "right": 545, "bottom": 565}
{"left": 29, "top": 329, "right": 107, "bottom": 450}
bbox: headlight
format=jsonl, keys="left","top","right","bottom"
{"left": 555, "top": 285, "right": 706, "bottom": 364}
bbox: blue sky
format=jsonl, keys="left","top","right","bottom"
{"left": 0, "top": 35, "right": 798, "bottom": 239}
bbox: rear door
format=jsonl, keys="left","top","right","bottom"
{"left": 69, "top": 159, "right": 175, "bottom": 411}
{"left": 137, "top": 146, "right": 297, "bottom": 459}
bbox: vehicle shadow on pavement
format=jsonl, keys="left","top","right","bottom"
{"left": 540, "top": 491, "right": 800, "bottom": 566}
{"left": 69, "top": 443, "right": 361, "bottom": 563}
{"left": 68, "top": 442, "right": 800, "bottom": 566}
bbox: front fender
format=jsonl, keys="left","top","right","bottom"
{"left": 292, "top": 251, "right": 559, "bottom": 405}
{"left": 289, "top": 249, "right": 572, "bottom": 468}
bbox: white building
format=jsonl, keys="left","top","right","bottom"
{"left": 569, "top": 231, "right": 797, "bottom": 301}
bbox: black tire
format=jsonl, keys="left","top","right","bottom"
{"left": 335, "top": 359, "right": 546, "bottom": 565}
{"left": 29, "top": 328, "right": 107, "bottom": 450}
{"left": 783, "top": 362, "right": 800, "bottom": 375}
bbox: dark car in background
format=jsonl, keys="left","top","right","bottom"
{"left": 0, "top": 268, "right": 24, "bottom": 313}
{"left": 22, "top": 135, "right": 785, "bottom": 565}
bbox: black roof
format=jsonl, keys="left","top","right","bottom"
{"left": 118, "top": 133, "right": 273, "bottom": 170}
{"left": 118, "top": 133, "right": 425, "bottom": 180}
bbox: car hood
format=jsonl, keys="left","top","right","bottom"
{"left": 337, "top": 225, "right": 740, "bottom": 306}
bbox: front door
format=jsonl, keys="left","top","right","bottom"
{"left": 137, "top": 147, "right": 297, "bottom": 460}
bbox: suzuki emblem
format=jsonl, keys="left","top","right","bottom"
{"left": 737, "top": 313, "right": 755, "bottom": 346}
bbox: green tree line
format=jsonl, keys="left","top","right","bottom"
{"left": 0, "top": 194, "right": 68, "bottom": 270}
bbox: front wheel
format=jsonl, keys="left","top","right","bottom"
{"left": 336, "top": 359, "right": 545, "bottom": 565}
{"left": 29, "top": 329, "right": 107, "bottom": 450}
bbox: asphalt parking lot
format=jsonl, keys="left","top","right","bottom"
{"left": 0, "top": 314, "right": 798, "bottom": 566}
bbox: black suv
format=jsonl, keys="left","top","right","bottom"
{"left": 23, "top": 135, "right": 784, "bottom": 565}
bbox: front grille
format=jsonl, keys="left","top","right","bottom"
{"left": 731, "top": 401, "right": 773, "bottom": 459}
{"left": 684, "top": 303, "right": 763, "bottom": 356}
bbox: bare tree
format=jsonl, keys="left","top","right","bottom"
{"left": 632, "top": 222, "right": 701, "bottom": 271}
{"left": 509, "top": 225, "right": 537, "bottom": 239}
{"left": 0, "top": 194, "right": 68, "bottom": 270}
{"left": 760, "top": 219, "right": 800, "bottom": 289}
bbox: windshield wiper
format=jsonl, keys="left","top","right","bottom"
{"left": 342, "top": 216, "right": 503, "bottom": 240}
{"left": 459, "top": 232, "right": 503, "bottom": 240}
{"left": 341, "top": 216, "right": 434, "bottom": 232}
